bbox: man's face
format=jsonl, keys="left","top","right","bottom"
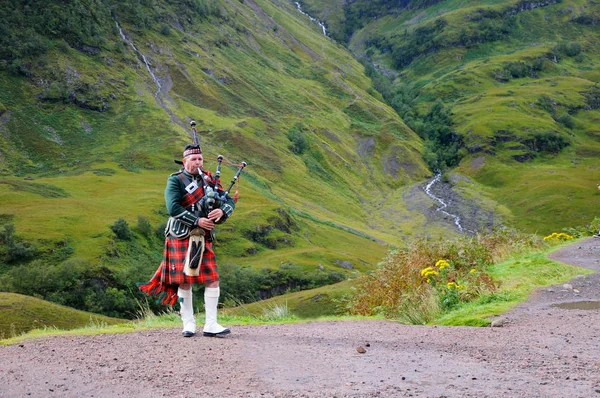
{"left": 182, "top": 154, "right": 203, "bottom": 175}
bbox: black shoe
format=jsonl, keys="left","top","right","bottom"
{"left": 203, "top": 328, "right": 231, "bottom": 338}
{"left": 182, "top": 331, "right": 196, "bottom": 337}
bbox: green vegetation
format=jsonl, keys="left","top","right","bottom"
{"left": 347, "top": 229, "right": 593, "bottom": 326}
{"left": 437, "top": 247, "right": 593, "bottom": 326}
{"left": 0, "top": 292, "right": 123, "bottom": 339}
{"left": 2, "top": 0, "right": 600, "bottom": 337}
{"left": 363, "top": 63, "right": 464, "bottom": 171}
{"left": 347, "top": 228, "right": 535, "bottom": 319}
{"left": 301, "top": 0, "right": 600, "bottom": 234}
{"left": 3, "top": 230, "right": 593, "bottom": 342}
{"left": 0, "top": 0, "right": 432, "bottom": 329}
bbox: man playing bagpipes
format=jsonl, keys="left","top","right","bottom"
{"left": 139, "top": 142, "right": 238, "bottom": 338}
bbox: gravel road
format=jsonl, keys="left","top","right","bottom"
{"left": 1, "top": 239, "right": 599, "bottom": 398}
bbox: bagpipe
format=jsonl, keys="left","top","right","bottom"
{"left": 189, "top": 120, "right": 246, "bottom": 217}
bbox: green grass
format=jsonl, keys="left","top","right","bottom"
{"left": 3, "top": 238, "right": 594, "bottom": 344}
{"left": 0, "top": 292, "right": 124, "bottom": 339}
{"left": 0, "top": 288, "right": 376, "bottom": 346}
{"left": 0, "top": 313, "right": 382, "bottom": 346}
{"left": 224, "top": 279, "right": 356, "bottom": 318}
{"left": 0, "top": 0, "right": 435, "bottom": 286}
{"left": 435, "top": 243, "right": 596, "bottom": 326}
{"left": 3, "top": 0, "right": 600, "bottom": 333}
{"left": 329, "top": 0, "right": 600, "bottom": 234}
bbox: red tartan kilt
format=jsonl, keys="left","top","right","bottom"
{"left": 161, "top": 236, "right": 219, "bottom": 285}
{"left": 138, "top": 236, "right": 219, "bottom": 305}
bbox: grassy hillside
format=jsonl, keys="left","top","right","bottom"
{"left": 0, "top": 0, "right": 434, "bottom": 255}
{"left": 0, "top": 292, "right": 123, "bottom": 339}
{"left": 300, "top": 0, "right": 600, "bottom": 234}
{"left": 0, "top": 0, "right": 447, "bottom": 323}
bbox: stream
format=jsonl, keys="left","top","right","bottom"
{"left": 294, "top": 2, "right": 328, "bottom": 36}
{"left": 115, "top": 21, "right": 162, "bottom": 97}
{"left": 424, "top": 173, "right": 464, "bottom": 232}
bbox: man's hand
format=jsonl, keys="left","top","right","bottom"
{"left": 197, "top": 217, "right": 215, "bottom": 230}
{"left": 208, "top": 208, "right": 224, "bottom": 223}
{"left": 197, "top": 209, "right": 224, "bottom": 230}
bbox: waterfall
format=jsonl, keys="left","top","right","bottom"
{"left": 115, "top": 21, "right": 162, "bottom": 97}
{"left": 294, "top": 2, "right": 328, "bottom": 36}
{"left": 424, "top": 174, "right": 464, "bottom": 232}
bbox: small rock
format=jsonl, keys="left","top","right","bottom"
{"left": 356, "top": 346, "right": 367, "bottom": 354}
{"left": 491, "top": 318, "right": 505, "bottom": 327}
{"left": 563, "top": 284, "right": 573, "bottom": 290}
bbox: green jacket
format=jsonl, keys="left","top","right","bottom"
{"left": 165, "top": 169, "right": 235, "bottom": 227}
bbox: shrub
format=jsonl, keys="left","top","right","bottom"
{"left": 136, "top": 216, "right": 153, "bottom": 238}
{"left": 218, "top": 262, "right": 346, "bottom": 305}
{"left": 0, "top": 259, "right": 140, "bottom": 318}
{"left": 347, "top": 228, "right": 543, "bottom": 322}
{"left": 159, "top": 23, "right": 171, "bottom": 36}
{"left": 565, "top": 42, "right": 582, "bottom": 57}
{"left": 523, "top": 131, "right": 570, "bottom": 153}
{"left": 0, "top": 223, "right": 15, "bottom": 245}
{"left": 286, "top": 127, "right": 310, "bottom": 155}
{"left": 110, "top": 218, "right": 133, "bottom": 241}
{"left": 554, "top": 113, "right": 575, "bottom": 129}
{"left": 0, "top": 223, "right": 38, "bottom": 263}
{"left": 543, "top": 232, "right": 573, "bottom": 243}
{"left": 537, "top": 95, "right": 556, "bottom": 113}
{"left": 156, "top": 221, "right": 167, "bottom": 239}
{"left": 6, "top": 241, "right": 37, "bottom": 263}
{"left": 532, "top": 57, "right": 545, "bottom": 72}
{"left": 583, "top": 87, "right": 600, "bottom": 110}
{"left": 503, "top": 61, "right": 529, "bottom": 79}
{"left": 552, "top": 41, "right": 583, "bottom": 59}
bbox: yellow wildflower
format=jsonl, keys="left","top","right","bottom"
{"left": 544, "top": 232, "right": 574, "bottom": 241}
{"left": 435, "top": 259, "right": 449, "bottom": 270}
{"left": 420, "top": 267, "right": 438, "bottom": 278}
{"left": 469, "top": 268, "right": 477, "bottom": 273}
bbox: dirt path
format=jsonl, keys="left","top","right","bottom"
{"left": 1, "top": 240, "right": 599, "bottom": 398}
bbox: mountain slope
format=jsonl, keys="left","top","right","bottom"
{"left": 0, "top": 0, "right": 458, "bottom": 322}
{"left": 299, "top": 0, "right": 600, "bottom": 233}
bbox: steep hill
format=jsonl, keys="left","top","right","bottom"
{"left": 0, "top": 0, "right": 452, "bottom": 319}
{"left": 299, "top": 0, "right": 600, "bottom": 233}
{"left": 0, "top": 0, "right": 435, "bottom": 257}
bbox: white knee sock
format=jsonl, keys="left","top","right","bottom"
{"left": 178, "top": 287, "right": 196, "bottom": 334}
{"left": 203, "top": 287, "right": 229, "bottom": 334}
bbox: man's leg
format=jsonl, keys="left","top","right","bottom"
{"left": 203, "top": 284, "right": 230, "bottom": 337}
{"left": 178, "top": 286, "right": 196, "bottom": 337}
